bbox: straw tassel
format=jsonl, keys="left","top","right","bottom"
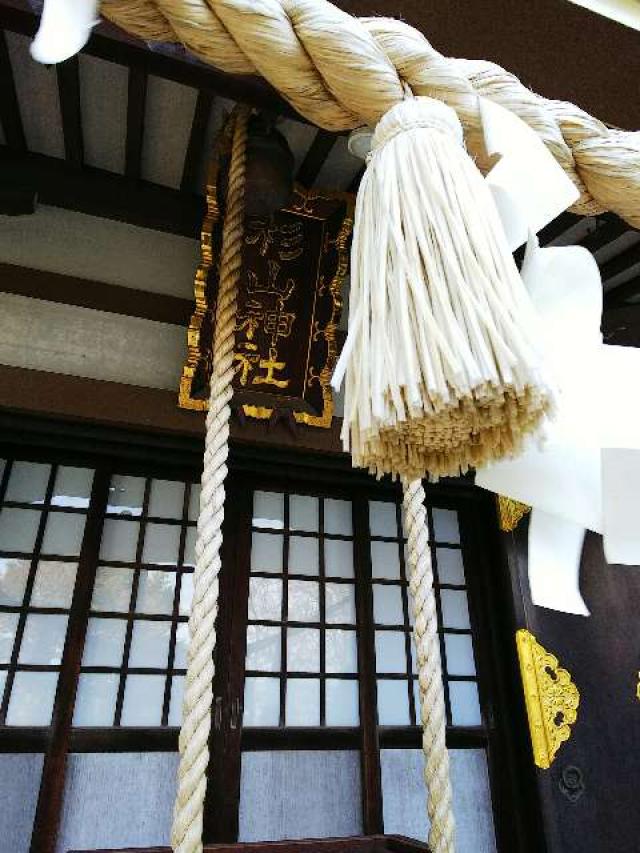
{"left": 333, "top": 96, "right": 553, "bottom": 480}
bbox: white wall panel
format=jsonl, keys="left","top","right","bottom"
{"left": 56, "top": 752, "right": 178, "bottom": 852}
{"left": 143, "top": 77, "right": 198, "bottom": 189}
{"left": 79, "top": 56, "right": 128, "bottom": 174}
{"left": 0, "top": 206, "right": 198, "bottom": 298}
{"left": 0, "top": 754, "right": 43, "bottom": 853}
{"left": 380, "top": 748, "right": 496, "bottom": 852}
{"left": 239, "top": 750, "right": 363, "bottom": 842}
{"left": 0, "top": 294, "right": 185, "bottom": 391}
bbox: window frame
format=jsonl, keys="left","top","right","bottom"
{"left": 0, "top": 420, "right": 541, "bottom": 853}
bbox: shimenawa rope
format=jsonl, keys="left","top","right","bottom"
{"left": 99, "top": 0, "right": 640, "bottom": 227}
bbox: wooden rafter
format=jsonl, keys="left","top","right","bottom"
{"left": 181, "top": 89, "right": 215, "bottom": 193}
{"left": 600, "top": 241, "right": 640, "bottom": 283}
{"left": 124, "top": 66, "right": 147, "bottom": 179}
{"left": 56, "top": 56, "right": 84, "bottom": 166}
{"left": 296, "top": 129, "right": 336, "bottom": 189}
{"left": 0, "top": 27, "right": 25, "bottom": 150}
{"left": 0, "top": 147, "right": 204, "bottom": 236}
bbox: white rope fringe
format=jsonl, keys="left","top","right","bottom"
{"left": 171, "top": 105, "right": 249, "bottom": 853}
{"left": 403, "top": 479, "right": 455, "bottom": 853}
{"left": 336, "top": 96, "right": 553, "bottom": 481}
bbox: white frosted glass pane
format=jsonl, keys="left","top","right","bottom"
{"left": 0, "top": 612, "right": 19, "bottom": 662}
{"left": 0, "top": 557, "right": 30, "bottom": 605}
{"left": 377, "top": 678, "right": 410, "bottom": 725}
{"left": 375, "top": 631, "right": 408, "bottom": 673}
{"left": 173, "top": 622, "right": 189, "bottom": 669}
{"left": 444, "top": 634, "right": 476, "bottom": 676}
{"left": 440, "top": 590, "right": 471, "bottom": 629}
{"left": 19, "top": 614, "right": 68, "bottom": 664}
{"left": 371, "top": 540, "right": 401, "bottom": 579}
{"left": 412, "top": 679, "right": 421, "bottom": 720}
{"left": 290, "top": 495, "right": 319, "bottom": 532}
{"left": 0, "top": 508, "right": 40, "bottom": 552}
{"left": 432, "top": 509, "right": 461, "bottom": 543}
{"left": 52, "top": 467, "right": 94, "bottom": 508}
{"left": 73, "top": 673, "right": 118, "bottom": 726}
{"left": 253, "top": 491, "right": 284, "bottom": 530}
{"left": 0, "top": 671, "right": 5, "bottom": 702}
{"left": 188, "top": 483, "right": 201, "bottom": 521}
{"left": 184, "top": 527, "right": 196, "bottom": 568}
{"left": 148, "top": 479, "right": 185, "bottom": 519}
{"left": 42, "top": 512, "right": 85, "bottom": 556}
{"left": 248, "top": 577, "right": 282, "bottom": 621}
{"left": 450, "top": 681, "right": 482, "bottom": 726}
{"left": 372, "top": 584, "right": 404, "bottom": 625}
{"left": 5, "top": 461, "right": 50, "bottom": 504}
{"left": 325, "top": 629, "right": 358, "bottom": 674}
{"left": 120, "top": 674, "right": 165, "bottom": 725}
{"left": 324, "top": 499, "right": 352, "bottom": 535}
{"left": 82, "top": 617, "right": 126, "bottom": 666}
{"left": 410, "top": 635, "right": 418, "bottom": 674}
{"left": 91, "top": 566, "right": 133, "bottom": 612}
{"left": 325, "top": 583, "right": 356, "bottom": 624}
{"left": 287, "top": 628, "right": 319, "bottom": 672}
{"left": 136, "top": 570, "right": 176, "bottom": 614}
{"left": 324, "top": 539, "right": 354, "bottom": 578}
{"left": 178, "top": 572, "right": 193, "bottom": 615}
{"left": 169, "top": 675, "right": 185, "bottom": 726}
{"left": 369, "top": 501, "right": 398, "bottom": 537}
{"left": 326, "top": 679, "right": 360, "bottom": 726}
{"left": 31, "top": 561, "right": 77, "bottom": 608}
{"left": 243, "top": 677, "right": 280, "bottom": 726}
{"left": 288, "top": 536, "right": 319, "bottom": 575}
{"left": 107, "top": 475, "right": 145, "bottom": 516}
{"left": 288, "top": 580, "right": 319, "bottom": 622}
{"left": 436, "top": 548, "right": 465, "bottom": 585}
{"left": 99, "top": 519, "right": 140, "bottom": 562}
{"left": 286, "top": 678, "right": 319, "bottom": 726}
{"left": 250, "top": 532, "right": 283, "bottom": 574}
{"left": 246, "top": 625, "right": 281, "bottom": 672}
{"left": 128, "top": 620, "right": 171, "bottom": 668}
{"left": 6, "top": 671, "right": 58, "bottom": 725}
{"left": 142, "top": 523, "right": 180, "bottom": 566}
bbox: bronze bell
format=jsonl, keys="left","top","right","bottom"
{"left": 243, "top": 114, "right": 295, "bottom": 218}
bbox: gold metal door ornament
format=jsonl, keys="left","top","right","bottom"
{"left": 497, "top": 496, "right": 531, "bottom": 532}
{"left": 516, "top": 629, "right": 580, "bottom": 769}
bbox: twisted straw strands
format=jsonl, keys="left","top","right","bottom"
{"left": 403, "top": 479, "right": 454, "bottom": 852}
{"left": 99, "top": 0, "right": 640, "bottom": 226}
{"left": 171, "top": 105, "right": 249, "bottom": 853}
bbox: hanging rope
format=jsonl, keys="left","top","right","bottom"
{"left": 99, "top": 0, "right": 640, "bottom": 227}
{"left": 403, "top": 479, "right": 454, "bottom": 853}
{"left": 172, "top": 104, "right": 249, "bottom": 853}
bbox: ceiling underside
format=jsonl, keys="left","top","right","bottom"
{"left": 0, "top": 0, "right": 639, "bottom": 309}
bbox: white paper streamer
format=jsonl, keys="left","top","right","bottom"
{"left": 528, "top": 510, "right": 589, "bottom": 616}
{"left": 31, "top": 0, "right": 98, "bottom": 65}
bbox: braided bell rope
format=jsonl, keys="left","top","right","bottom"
{"left": 403, "top": 479, "right": 455, "bottom": 853}
{"left": 172, "top": 105, "right": 249, "bottom": 853}
{"left": 99, "top": 0, "right": 640, "bottom": 227}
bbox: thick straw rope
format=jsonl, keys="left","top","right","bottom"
{"left": 403, "top": 479, "right": 454, "bottom": 853}
{"left": 100, "top": 0, "right": 640, "bottom": 227}
{"left": 172, "top": 105, "right": 249, "bottom": 853}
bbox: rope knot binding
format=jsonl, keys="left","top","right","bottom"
{"left": 372, "top": 97, "right": 464, "bottom": 154}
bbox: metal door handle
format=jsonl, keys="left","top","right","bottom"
{"left": 213, "top": 696, "right": 223, "bottom": 730}
{"left": 230, "top": 697, "right": 243, "bottom": 729}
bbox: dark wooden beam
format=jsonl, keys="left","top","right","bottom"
{"left": 0, "top": 0, "right": 308, "bottom": 125}
{"left": 124, "top": 66, "right": 147, "bottom": 179}
{"left": 0, "top": 147, "right": 205, "bottom": 236}
{"left": 181, "top": 89, "right": 214, "bottom": 193}
{"left": 579, "top": 213, "right": 629, "bottom": 255}
{"left": 600, "top": 241, "right": 640, "bottom": 283}
{"left": 538, "top": 212, "right": 581, "bottom": 246}
{"left": 0, "top": 262, "right": 194, "bottom": 325}
{"left": 603, "top": 275, "right": 640, "bottom": 310}
{"left": 0, "top": 28, "right": 26, "bottom": 150}
{"left": 296, "top": 129, "right": 336, "bottom": 189}
{"left": 56, "top": 56, "right": 84, "bottom": 166}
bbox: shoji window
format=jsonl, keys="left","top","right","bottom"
{"left": 369, "top": 500, "right": 481, "bottom": 729}
{"left": 0, "top": 460, "right": 94, "bottom": 725}
{"left": 74, "top": 475, "right": 199, "bottom": 727}
{"left": 245, "top": 491, "right": 359, "bottom": 728}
